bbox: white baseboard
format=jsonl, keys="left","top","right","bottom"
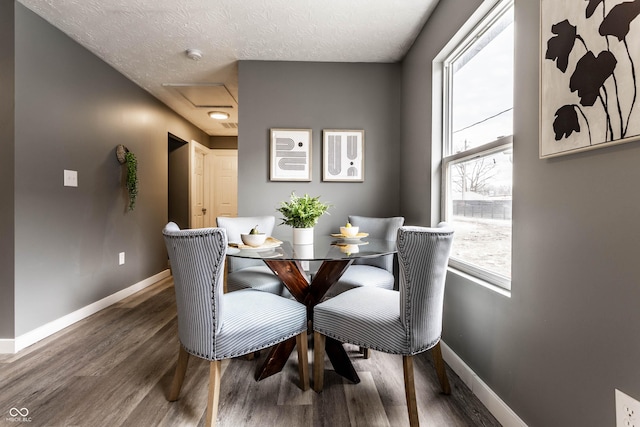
{"left": 441, "top": 341, "right": 527, "bottom": 427}
{"left": 0, "top": 339, "right": 15, "bottom": 354}
{"left": 1, "top": 270, "right": 170, "bottom": 354}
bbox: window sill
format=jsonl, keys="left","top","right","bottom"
{"left": 447, "top": 266, "right": 511, "bottom": 298}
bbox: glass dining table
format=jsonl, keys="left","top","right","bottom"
{"left": 226, "top": 234, "right": 397, "bottom": 384}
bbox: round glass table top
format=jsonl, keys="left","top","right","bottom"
{"left": 226, "top": 235, "right": 396, "bottom": 261}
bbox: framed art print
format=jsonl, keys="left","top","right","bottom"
{"left": 270, "top": 128, "right": 312, "bottom": 181}
{"left": 540, "top": 0, "right": 640, "bottom": 158}
{"left": 322, "top": 129, "right": 364, "bottom": 182}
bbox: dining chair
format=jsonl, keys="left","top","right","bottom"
{"left": 163, "top": 223, "right": 309, "bottom": 427}
{"left": 216, "top": 215, "right": 289, "bottom": 296}
{"left": 313, "top": 224, "right": 454, "bottom": 427}
{"left": 326, "top": 215, "right": 405, "bottom": 298}
{"left": 325, "top": 215, "right": 404, "bottom": 358}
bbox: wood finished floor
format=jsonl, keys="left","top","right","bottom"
{"left": 0, "top": 278, "right": 501, "bottom": 427}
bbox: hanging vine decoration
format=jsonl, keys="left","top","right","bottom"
{"left": 116, "top": 144, "right": 138, "bottom": 211}
{"left": 124, "top": 151, "right": 138, "bottom": 211}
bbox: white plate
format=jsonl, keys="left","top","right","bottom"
{"left": 333, "top": 241, "right": 369, "bottom": 247}
{"left": 330, "top": 232, "right": 369, "bottom": 240}
{"left": 229, "top": 237, "right": 282, "bottom": 250}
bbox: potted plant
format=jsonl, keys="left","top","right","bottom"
{"left": 276, "top": 192, "right": 330, "bottom": 244}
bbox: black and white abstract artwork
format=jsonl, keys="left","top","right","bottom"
{"left": 322, "top": 130, "right": 364, "bottom": 182}
{"left": 270, "top": 129, "right": 312, "bottom": 181}
{"left": 541, "top": 0, "right": 640, "bottom": 158}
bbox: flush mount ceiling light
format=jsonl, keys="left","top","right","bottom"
{"left": 185, "top": 48, "right": 203, "bottom": 61}
{"left": 208, "top": 111, "right": 230, "bottom": 120}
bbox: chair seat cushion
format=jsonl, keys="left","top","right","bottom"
{"left": 324, "top": 265, "right": 394, "bottom": 298}
{"left": 214, "top": 290, "right": 307, "bottom": 359}
{"left": 227, "top": 266, "right": 290, "bottom": 297}
{"left": 314, "top": 287, "right": 413, "bottom": 355}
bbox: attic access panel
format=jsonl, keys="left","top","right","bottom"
{"left": 162, "top": 83, "right": 237, "bottom": 108}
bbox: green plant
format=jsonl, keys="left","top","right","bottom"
{"left": 276, "top": 192, "right": 330, "bottom": 228}
{"left": 124, "top": 151, "right": 138, "bottom": 211}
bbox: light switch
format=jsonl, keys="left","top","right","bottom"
{"left": 64, "top": 170, "right": 78, "bottom": 187}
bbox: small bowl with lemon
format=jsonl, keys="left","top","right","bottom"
{"left": 240, "top": 225, "right": 267, "bottom": 247}
{"left": 339, "top": 222, "right": 359, "bottom": 238}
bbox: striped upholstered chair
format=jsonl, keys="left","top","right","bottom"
{"left": 326, "top": 215, "right": 404, "bottom": 358}
{"left": 325, "top": 215, "right": 404, "bottom": 298}
{"left": 216, "top": 216, "right": 288, "bottom": 296}
{"left": 163, "top": 223, "right": 309, "bottom": 427}
{"left": 313, "top": 224, "right": 454, "bottom": 427}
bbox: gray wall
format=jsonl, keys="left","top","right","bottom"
{"left": 8, "top": 3, "right": 208, "bottom": 337}
{"left": 403, "top": 0, "right": 640, "bottom": 426}
{"left": 238, "top": 61, "right": 402, "bottom": 239}
{"left": 0, "top": 0, "right": 16, "bottom": 339}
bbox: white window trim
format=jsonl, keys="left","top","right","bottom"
{"left": 437, "top": 0, "right": 514, "bottom": 291}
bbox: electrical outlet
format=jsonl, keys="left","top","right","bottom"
{"left": 616, "top": 389, "right": 640, "bottom": 427}
{"left": 119, "top": 252, "right": 125, "bottom": 265}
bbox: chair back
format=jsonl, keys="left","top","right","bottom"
{"left": 216, "top": 216, "right": 276, "bottom": 272}
{"left": 349, "top": 215, "right": 404, "bottom": 271}
{"left": 397, "top": 224, "right": 454, "bottom": 353}
{"left": 163, "top": 223, "right": 227, "bottom": 359}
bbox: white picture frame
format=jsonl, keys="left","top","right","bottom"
{"left": 540, "top": 0, "right": 640, "bottom": 158}
{"left": 270, "top": 128, "right": 312, "bottom": 181}
{"left": 322, "top": 129, "right": 364, "bottom": 182}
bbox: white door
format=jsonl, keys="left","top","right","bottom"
{"left": 190, "top": 142, "right": 214, "bottom": 228}
{"left": 211, "top": 150, "right": 238, "bottom": 219}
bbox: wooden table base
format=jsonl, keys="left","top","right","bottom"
{"left": 255, "top": 258, "right": 360, "bottom": 383}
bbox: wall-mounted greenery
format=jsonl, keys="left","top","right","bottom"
{"left": 124, "top": 151, "right": 138, "bottom": 211}
{"left": 116, "top": 144, "right": 138, "bottom": 211}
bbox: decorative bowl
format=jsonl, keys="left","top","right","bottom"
{"left": 339, "top": 226, "right": 359, "bottom": 238}
{"left": 241, "top": 233, "right": 267, "bottom": 247}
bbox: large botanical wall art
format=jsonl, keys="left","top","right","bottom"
{"left": 541, "top": 0, "right": 640, "bottom": 158}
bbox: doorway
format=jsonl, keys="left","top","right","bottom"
{"left": 168, "top": 133, "right": 189, "bottom": 228}
{"left": 211, "top": 149, "right": 238, "bottom": 219}
{"left": 190, "top": 141, "right": 215, "bottom": 228}
{"left": 168, "top": 134, "right": 238, "bottom": 229}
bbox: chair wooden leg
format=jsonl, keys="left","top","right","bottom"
{"left": 296, "top": 332, "right": 310, "bottom": 391}
{"left": 432, "top": 342, "right": 451, "bottom": 395}
{"left": 168, "top": 345, "right": 190, "bottom": 401}
{"left": 206, "top": 360, "right": 222, "bottom": 427}
{"left": 244, "top": 351, "right": 261, "bottom": 361}
{"left": 403, "top": 355, "right": 420, "bottom": 427}
{"left": 313, "top": 331, "right": 326, "bottom": 392}
{"left": 362, "top": 347, "right": 371, "bottom": 359}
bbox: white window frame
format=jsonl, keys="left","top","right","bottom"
{"left": 440, "top": 0, "right": 514, "bottom": 290}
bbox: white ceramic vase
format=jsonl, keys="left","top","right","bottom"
{"left": 292, "top": 227, "right": 314, "bottom": 245}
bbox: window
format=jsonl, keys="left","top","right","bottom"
{"left": 442, "top": 1, "right": 514, "bottom": 289}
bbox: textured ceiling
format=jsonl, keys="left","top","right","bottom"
{"left": 17, "top": 0, "right": 439, "bottom": 136}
